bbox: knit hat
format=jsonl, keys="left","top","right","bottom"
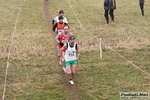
{"left": 58, "top": 16, "right": 64, "bottom": 20}
{"left": 70, "top": 36, "right": 75, "bottom": 40}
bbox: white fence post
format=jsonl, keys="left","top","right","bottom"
{"left": 100, "top": 38, "right": 102, "bottom": 58}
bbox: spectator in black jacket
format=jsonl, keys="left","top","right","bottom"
{"left": 104, "top": 0, "right": 112, "bottom": 25}
{"left": 139, "top": 0, "right": 145, "bottom": 16}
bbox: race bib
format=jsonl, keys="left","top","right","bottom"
{"left": 68, "top": 51, "right": 75, "bottom": 57}
{"left": 62, "top": 40, "right": 68, "bottom": 44}
{"left": 58, "top": 30, "right": 64, "bottom": 34}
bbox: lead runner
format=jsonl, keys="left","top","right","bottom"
{"left": 60, "top": 36, "right": 80, "bottom": 84}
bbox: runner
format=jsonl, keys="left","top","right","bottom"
{"left": 52, "top": 10, "right": 68, "bottom": 31}
{"left": 60, "top": 36, "right": 80, "bottom": 84}
{"left": 55, "top": 25, "right": 72, "bottom": 73}
{"left": 53, "top": 16, "right": 68, "bottom": 35}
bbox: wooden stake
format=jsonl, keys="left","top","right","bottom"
{"left": 100, "top": 38, "right": 102, "bottom": 58}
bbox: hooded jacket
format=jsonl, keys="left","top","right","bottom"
{"left": 104, "top": 0, "right": 112, "bottom": 10}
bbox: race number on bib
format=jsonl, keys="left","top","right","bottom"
{"left": 68, "top": 51, "right": 75, "bottom": 57}
{"left": 69, "top": 53, "right": 74, "bottom": 57}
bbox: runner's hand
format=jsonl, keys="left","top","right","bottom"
{"left": 59, "top": 42, "right": 64, "bottom": 46}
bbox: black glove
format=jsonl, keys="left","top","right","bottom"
{"left": 59, "top": 42, "right": 64, "bottom": 46}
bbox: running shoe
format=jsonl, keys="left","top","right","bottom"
{"left": 63, "top": 67, "right": 66, "bottom": 73}
{"left": 69, "top": 80, "right": 74, "bottom": 84}
{"left": 59, "top": 60, "right": 62, "bottom": 65}
{"left": 58, "top": 52, "right": 61, "bottom": 57}
{"left": 58, "top": 53, "right": 60, "bottom": 57}
{"left": 104, "top": 23, "right": 108, "bottom": 26}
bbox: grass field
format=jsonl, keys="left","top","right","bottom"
{"left": 0, "top": 0, "right": 150, "bottom": 100}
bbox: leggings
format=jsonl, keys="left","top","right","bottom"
{"left": 109, "top": 9, "right": 114, "bottom": 21}
{"left": 104, "top": 10, "right": 109, "bottom": 24}
{"left": 104, "top": 9, "right": 114, "bottom": 24}
{"left": 140, "top": 3, "right": 144, "bottom": 16}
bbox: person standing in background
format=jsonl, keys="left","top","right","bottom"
{"left": 139, "top": 0, "right": 145, "bottom": 16}
{"left": 104, "top": 0, "right": 112, "bottom": 25}
{"left": 110, "top": 0, "right": 116, "bottom": 21}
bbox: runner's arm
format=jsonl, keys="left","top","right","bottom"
{"left": 70, "top": 32, "right": 73, "bottom": 36}
{"left": 55, "top": 33, "right": 61, "bottom": 44}
{"left": 76, "top": 44, "right": 80, "bottom": 59}
{"left": 60, "top": 44, "right": 67, "bottom": 52}
{"left": 52, "top": 16, "right": 58, "bottom": 26}
{"left": 52, "top": 19, "right": 55, "bottom": 26}
{"left": 53, "top": 23, "right": 58, "bottom": 32}
{"left": 64, "top": 17, "right": 68, "bottom": 23}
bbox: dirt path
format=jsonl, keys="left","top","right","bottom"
{"left": 43, "top": 1, "right": 81, "bottom": 100}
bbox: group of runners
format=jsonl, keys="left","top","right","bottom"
{"left": 45, "top": 0, "right": 145, "bottom": 85}
{"left": 52, "top": 10, "right": 80, "bottom": 85}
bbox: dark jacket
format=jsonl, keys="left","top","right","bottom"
{"left": 139, "top": 0, "right": 144, "bottom": 3}
{"left": 104, "top": 0, "right": 112, "bottom": 10}
{"left": 111, "top": 0, "right": 116, "bottom": 9}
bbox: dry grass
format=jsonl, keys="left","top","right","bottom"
{"left": 48, "top": 0, "right": 150, "bottom": 99}
{"left": 0, "top": 0, "right": 69, "bottom": 100}
{"left": 0, "top": 0, "right": 150, "bottom": 100}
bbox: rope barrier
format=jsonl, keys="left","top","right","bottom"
{"left": 2, "top": 0, "right": 23, "bottom": 100}
{"left": 67, "top": 0, "right": 150, "bottom": 77}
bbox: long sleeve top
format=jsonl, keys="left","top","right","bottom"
{"left": 139, "top": 0, "right": 144, "bottom": 3}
